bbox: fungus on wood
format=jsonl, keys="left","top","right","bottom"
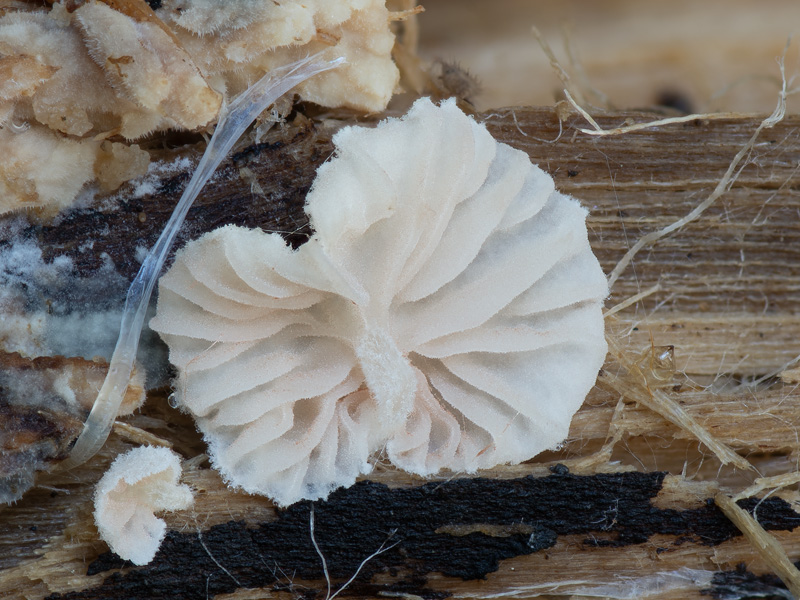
{"left": 93, "top": 446, "right": 193, "bottom": 566}
{"left": 150, "top": 98, "right": 608, "bottom": 506}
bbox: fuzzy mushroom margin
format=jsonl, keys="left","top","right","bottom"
{"left": 150, "top": 97, "right": 609, "bottom": 507}
{"left": 94, "top": 446, "right": 194, "bottom": 565}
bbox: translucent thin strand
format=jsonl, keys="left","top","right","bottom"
{"left": 61, "top": 54, "right": 344, "bottom": 469}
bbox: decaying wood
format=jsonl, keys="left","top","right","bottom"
{"left": 716, "top": 492, "right": 800, "bottom": 598}
{"left": 26, "top": 107, "right": 800, "bottom": 376}
{"left": 2, "top": 107, "right": 800, "bottom": 599}
{"left": 0, "top": 353, "right": 145, "bottom": 503}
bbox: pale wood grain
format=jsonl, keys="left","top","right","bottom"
{"left": 3, "top": 107, "right": 800, "bottom": 600}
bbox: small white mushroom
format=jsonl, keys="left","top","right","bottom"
{"left": 151, "top": 97, "right": 609, "bottom": 506}
{"left": 94, "top": 446, "right": 193, "bottom": 566}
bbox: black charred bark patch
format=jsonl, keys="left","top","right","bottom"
{"left": 701, "top": 562, "right": 796, "bottom": 600}
{"left": 32, "top": 128, "right": 330, "bottom": 282}
{"left": 46, "top": 472, "right": 800, "bottom": 600}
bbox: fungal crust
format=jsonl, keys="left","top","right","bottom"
{"left": 0, "top": 0, "right": 394, "bottom": 215}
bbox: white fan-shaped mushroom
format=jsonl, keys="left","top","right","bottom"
{"left": 94, "top": 447, "right": 194, "bottom": 566}
{"left": 151, "top": 97, "right": 608, "bottom": 506}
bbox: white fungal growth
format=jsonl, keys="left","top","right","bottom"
{"left": 94, "top": 446, "right": 193, "bottom": 566}
{"left": 151, "top": 97, "right": 609, "bottom": 507}
{"left": 0, "top": 1, "right": 376, "bottom": 214}
{"left": 73, "top": 1, "right": 221, "bottom": 135}
{"left": 158, "top": 0, "right": 398, "bottom": 113}
{"left": 0, "top": 126, "right": 96, "bottom": 215}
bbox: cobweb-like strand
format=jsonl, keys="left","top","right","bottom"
{"left": 151, "top": 97, "right": 608, "bottom": 506}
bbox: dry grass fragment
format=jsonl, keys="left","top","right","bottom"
{"left": 564, "top": 49, "right": 788, "bottom": 288}
{"left": 716, "top": 492, "right": 800, "bottom": 598}
{"left": 600, "top": 334, "right": 754, "bottom": 472}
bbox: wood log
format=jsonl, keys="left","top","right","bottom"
{"left": 2, "top": 107, "right": 800, "bottom": 599}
